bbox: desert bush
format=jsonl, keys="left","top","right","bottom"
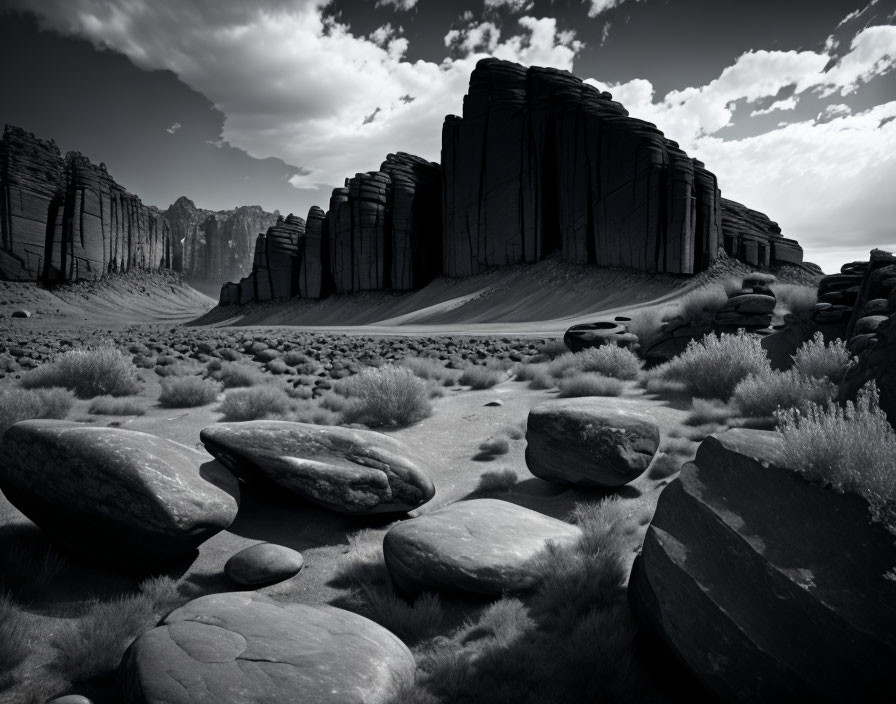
{"left": 159, "top": 376, "right": 221, "bottom": 408}
{"left": 51, "top": 576, "right": 183, "bottom": 684}
{"left": 0, "top": 387, "right": 74, "bottom": 434}
{"left": 677, "top": 286, "right": 728, "bottom": 326}
{"left": 285, "top": 400, "right": 342, "bottom": 426}
{"left": 400, "top": 357, "right": 454, "bottom": 383}
{"left": 686, "top": 398, "right": 734, "bottom": 426}
{"left": 776, "top": 382, "right": 896, "bottom": 533}
{"left": 477, "top": 468, "right": 519, "bottom": 493}
{"left": 154, "top": 360, "right": 203, "bottom": 377}
{"left": 265, "top": 358, "right": 292, "bottom": 375}
{"left": 282, "top": 350, "right": 309, "bottom": 367}
{"left": 792, "top": 332, "right": 851, "bottom": 382}
{"left": 458, "top": 365, "right": 506, "bottom": 389}
{"left": 218, "top": 347, "right": 242, "bottom": 362}
{"left": 219, "top": 385, "right": 292, "bottom": 421}
{"left": 336, "top": 530, "right": 444, "bottom": 645}
{"left": 478, "top": 435, "right": 510, "bottom": 456}
{"left": 771, "top": 283, "right": 817, "bottom": 319}
{"left": 538, "top": 338, "right": 569, "bottom": 359}
{"left": 656, "top": 331, "right": 771, "bottom": 400}
{"left": 625, "top": 306, "right": 669, "bottom": 350}
{"left": 558, "top": 373, "right": 624, "bottom": 397}
{"left": 0, "top": 591, "right": 29, "bottom": 680}
{"left": 732, "top": 368, "right": 836, "bottom": 418}
{"left": 341, "top": 366, "right": 432, "bottom": 428}
{"left": 255, "top": 348, "right": 280, "bottom": 363}
{"left": 211, "top": 361, "right": 268, "bottom": 388}
{"left": 21, "top": 342, "right": 140, "bottom": 398}
{"left": 502, "top": 419, "right": 527, "bottom": 440}
{"left": 88, "top": 396, "right": 147, "bottom": 416}
{"left": 548, "top": 346, "right": 641, "bottom": 381}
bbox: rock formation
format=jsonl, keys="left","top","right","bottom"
{"left": 164, "top": 196, "right": 279, "bottom": 286}
{"left": 220, "top": 58, "right": 804, "bottom": 306}
{"left": 0, "top": 125, "right": 175, "bottom": 281}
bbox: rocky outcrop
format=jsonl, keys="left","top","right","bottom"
{"left": 0, "top": 125, "right": 175, "bottom": 281}
{"left": 720, "top": 198, "right": 802, "bottom": 267}
{"left": 630, "top": 429, "right": 896, "bottom": 702}
{"left": 164, "top": 196, "right": 279, "bottom": 286}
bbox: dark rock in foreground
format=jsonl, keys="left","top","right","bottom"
{"left": 224, "top": 542, "right": 304, "bottom": 587}
{"left": 200, "top": 420, "right": 435, "bottom": 514}
{"left": 0, "top": 420, "right": 239, "bottom": 567}
{"left": 383, "top": 498, "right": 581, "bottom": 597}
{"left": 630, "top": 428, "right": 896, "bottom": 703}
{"left": 121, "top": 592, "right": 414, "bottom": 704}
{"left": 564, "top": 319, "right": 637, "bottom": 352}
{"left": 526, "top": 400, "right": 659, "bottom": 487}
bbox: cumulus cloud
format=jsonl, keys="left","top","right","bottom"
{"left": 375, "top": 0, "right": 418, "bottom": 10}
{"left": 484, "top": 0, "right": 534, "bottom": 12}
{"left": 14, "top": 1, "right": 582, "bottom": 190}
{"left": 584, "top": 0, "right": 642, "bottom": 19}
{"left": 165, "top": 122, "right": 181, "bottom": 134}
{"left": 750, "top": 97, "right": 799, "bottom": 116}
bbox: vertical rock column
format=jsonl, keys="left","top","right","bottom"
{"left": 328, "top": 187, "right": 351, "bottom": 293}
{"left": 299, "top": 205, "right": 327, "bottom": 299}
{"left": 348, "top": 171, "right": 391, "bottom": 291}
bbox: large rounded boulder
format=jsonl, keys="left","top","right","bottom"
{"left": 564, "top": 319, "right": 637, "bottom": 353}
{"left": 630, "top": 429, "right": 896, "bottom": 702}
{"left": 383, "top": 498, "right": 581, "bottom": 597}
{"left": 0, "top": 420, "right": 239, "bottom": 567}
{"left": 525, "top": 400, "right": 659, "bottom": 488}
{"left": 120, "top": 592, "right": 415, "bottom": 704}
{"left": 200, "top": 421, "right": 435, "bottom": 514}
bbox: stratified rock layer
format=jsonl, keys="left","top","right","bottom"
{"left": 630, "top": 429, "right": 896, "bottom": 702}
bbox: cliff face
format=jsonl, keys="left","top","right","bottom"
{"left": 163, "top": 197, "right": 279, "bottom": 286}
{"left": 0, "top": 125, "right": 173, "bottom": 281}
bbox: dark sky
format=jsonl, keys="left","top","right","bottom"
{"left": 0, "top": 0, "right": 894, "bottom": 272}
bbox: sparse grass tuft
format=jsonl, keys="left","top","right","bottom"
{"left": 477, "top": 468, "right": 519, "bottom": 493}
{"left": 0, "top": 591, "right": 29, "bottom": 681}
{"left": 776, "top": 382, "right": 896, "bottom": 534}
{"left": 477, "top": 435, "right": 510, "bottom": 456}
{"left": 654, "top": 330, "right": 771, "bottom": 400}
{"left": 340, "top": 366, "right": 432, "bottom": 428}
{"left": 219, "top": 385, "right": 292, "bottom": 421}
{"left": 538, "top": 338, "right": 569, "bottom": 359}
{"left": 558, "top": 373, "right": 624, "bottom": 397}
{"left": 772, "top": 283, "right": 818, "bottom": 319}
{"left": 686, "top": 398, "right": 734, "bottom": 426}
{"left": 400, "top": 357, "right": 455, "bottom": 384}
{"left": 0, "top": 537, "right": 67, "bottom": 599}
{"left": 21, "top": 342, "right": 140, "bottom": 398}
{"left": 792, "top": 332, "right": 851, "bottom": 382}
{"left": 459, "top": 365, "right": 506, "bottom": 389}
{"left": 0, "top": 387, "right": 74, "bottom": 434}
{"left": 88, "top": 395, "right": 146, "bottom": 416}
{"left": 159, "top": 376, "right": 221, "bottom": 408}
{"left": 549, "top": 346, "right": 641, "bottom": 381}
{"left": 210, "top": 361, "right": 268, "bottom": 389}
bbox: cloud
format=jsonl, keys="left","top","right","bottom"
{"left": 750, "top": 97, "right": 799, "bottom": 116}
{"left": 375, "top": 0, "right": 418, "bottom": 10}
{"left": 584, "top": 0, "right": 642, "bottom": 19}
{"left": 14, "top": 2, "right": 582, "bottom": 192}
{"left": 600, "top": 21, "right": 611, "bottom": 46}
{"left": 165, "top": 121, "right": 181, "bottom": 134}
{"left": 484, "top": 0, "right": 535, "bottom": 11}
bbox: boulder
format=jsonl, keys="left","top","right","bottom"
{"left": 200, "top": 421, "right": 435, "bottom": 514}
{"left": 525, "top": 400, "right": 659, "bottom": 487}
{"left": 383, "top": 498, "right": 581, "bottom": 597}
{"left": 0, "top": 421, "right": 239, "bottom": 567}
{"left": 120, "top": 592, "right": 414, "bottom": 704}
{"left": 563, "top": 320, "right": 638, "bottom": 353}
{"left": 224, "top": 543, "right": 304, "bottom": 587}
{"left": 630, "top": 429, "right": 896, "bottom": 703}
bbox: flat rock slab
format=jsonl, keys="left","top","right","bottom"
{"left": 200, "top": 421, "right": 435, "bottom": 514}
{"left": 630, "top": 428, "right": 896, "bottom": 702}
{"left": 383, "top": 498, "right": 581, "bottom": 597}
{"left": 224, "top": 543, "right": 304, "bottom": 587}
{"left": 121, "top": 592, "right": 414, "bottom": 704}
{"left": 526, "top": 400, "right": 659, "bottom": 488}
{"left": 0, "top": 420, "right": 239, "bottom": 567}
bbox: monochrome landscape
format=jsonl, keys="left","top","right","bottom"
{"left": 0, "top": 1, "right": 895, "bottom": 703}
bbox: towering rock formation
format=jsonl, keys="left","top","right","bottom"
{"left": 298, "top": 205, "right": 328, "bottom": 299}
{"left": 440, "top": 59, "right": 732, "bottom": 276}
{"left": 164, "top": 196, "right": 279, "bottom": 286}
{"left": 720, "top": 198, "right": 803, "bottom": 267}
{"left": 0, "top": 125, "right": 174, "bottom": 281}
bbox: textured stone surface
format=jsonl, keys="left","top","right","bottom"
{"left": 630, "top": 429, "right": 896, "bottom": 703}
{"left": 383, "top": 498, "right": 581, "bottom": 597}
{"left": 200, "top": 421, "right": 435, "bottom": 514}
{"left": 224, "top": 543, "right": 304, "bottom": 587}
{"left": 0, "top": 420, "right": 239, "bottom": 566}
{"left": 564, "top": 320, "right": 638, "bottom": 352}
{"left": 121, "top": 592, "right": 414, "bottom": 704}
{"left": 526, "top": 400, "right": 659, "bottom": 487}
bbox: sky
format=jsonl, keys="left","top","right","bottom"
{"left": 1, "top": 0, "right": 894, "bottom": 274}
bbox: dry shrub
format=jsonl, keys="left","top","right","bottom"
{"left": 341, "top": 366, "right": 432, "bottom": 428}
{"left": 400, "top": 357, "right": 455, "bottom": 383}
{"left": 732, "top": 369, "right": 836, "bottom": 418}
{"left": 776, "top": 382, "right": 896, "bottom": 534}
{"left": 458, "top": 365, "right": 506, "bottom": 390}
{"left": 21, "top": 342, "right": 140, "bottom": 398}
{"left": 210, "top": 361, "right": 268, "bottom": 388}
{"left": 477, "top": 468, "right": 519, "bottom": 493}
{"left": 792, "top": 332, "right": 851, "bottom": 382}
{"left": 219, "top": 385, "right": 292, "bottom": 421}
{"left": 88, "top": 395, "right": 147, "bottom": 416}
{"left": 772, "top": 283, "right": 818, "bottom": 319}
{"left": 477, "top": 435, "right": 510, "bottom": 457}
{"left": 558, "top": 373, "right": 624, "bottom": 398}
{"left": 0, "top": 387, "right": 74, "bottom": 434}
{"left": 686, "top": 398, "right": 734, "bottom": 426}
{"left": 159, "top": 376, "right": 222, "bottom": 408}
{"left": 549, "top": 346, "right": 641, "bottom": 381}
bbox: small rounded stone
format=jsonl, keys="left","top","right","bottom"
{"left": 224, "top": 542, "right": 304, "bottom": 587}
{"left": 47, "top": 696, "right": 93, "bottom": 704}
